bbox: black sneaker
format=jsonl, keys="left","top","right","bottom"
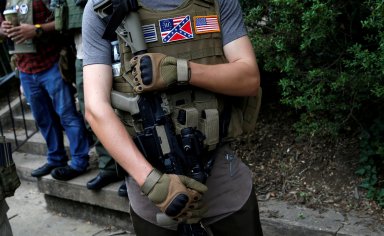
{"left": 51, "top": 166, "right": 86, "bottom": 181}
{"left": 31, "top": 163, "right": 60, "bottom": 177}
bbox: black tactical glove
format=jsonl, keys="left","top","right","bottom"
{"left": 129, "top": 53, "right": 190, "bottom": 93}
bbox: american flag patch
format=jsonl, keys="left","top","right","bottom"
{"left": 194, "top": 15, "right": 221, "bottom": 34}
{"left": 142, "top": 24, "right": 158, "bottom": 43}
{"left": 159, "top": 15, "right": 194, "bottom": 43}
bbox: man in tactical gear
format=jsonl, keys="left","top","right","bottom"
{"left": 82, "top": 0, "right": 263, "bottom": 235}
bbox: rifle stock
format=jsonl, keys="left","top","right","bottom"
{"left": 110, "top": 90, "right": 140, "bottom": 115}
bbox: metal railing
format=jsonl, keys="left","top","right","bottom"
{"left": 0, "top": 45, "right": 38, "bottom": 151}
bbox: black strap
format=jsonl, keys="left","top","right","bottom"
{"left": 102, "top": 0, "right": 138, "bottom": 40}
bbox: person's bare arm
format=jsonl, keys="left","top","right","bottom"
{"left": 189, "top": 35, "right": 260, "bottom": 97}
{"left": 83, "top": 64, "right": 153, "bottom": 186}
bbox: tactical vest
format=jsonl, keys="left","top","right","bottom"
{"left": 65, "top": 0, "right": 83, "bottom": 30}
{"left": 113, "top": 0, "right": 261, "bottom": 151}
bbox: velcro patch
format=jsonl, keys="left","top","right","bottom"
{"left": 159, "top": 15, "right": 194, "bottom": 43}
{"left": 193, "top": 15, "right": 221, "bottom": 34}
{"left": 142, "top": 24, "right": 158, "bottom": 43}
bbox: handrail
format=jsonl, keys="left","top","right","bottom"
{"left": 0, "top": 72, "right": 38, "bottom": 151}
{"left": 0, "top": 71, "right": 15, "bottom": 86}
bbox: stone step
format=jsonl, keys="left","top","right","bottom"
{"left": 2, "top": 128, "right": 39, "bottom": 152}
{"left": 0, "top": 95, "right": 30, "bottom": 128}
{"left": 14, "top": 130, "right": 70, "bottom": 156}
{"left": 12, "top": 112, "right": 37, "bottom": 130}
{"left": 13, "top": 151, "right": 134, "bottom": 230}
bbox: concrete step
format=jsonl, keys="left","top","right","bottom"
{"left": 12, "top": 112, "right": 37, "bottom": 130}
{"left": 13, "top": 151, "right": 134, "bottom": 230}
{"left": 15, "top": 130, "right": 70, "bottom": 156}
{"left": 2, "top": 128, "right": 38, "bottom": 150}
{"left": 0, "top": 95, "right": 30, "bottom": 128}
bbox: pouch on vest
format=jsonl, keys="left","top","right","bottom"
{"left": 0, "top": 137, "right": 21, "bottom": 200}
{"left": 225, "top": 88, "right": 262, "bottom": 140}
{"left": 54, "top": 4, "right": 68, "bottom": 31}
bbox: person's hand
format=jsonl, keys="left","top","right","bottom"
{"left": 129, "top": 53, "right": 190, "bottom": 93}
{"left": 7, "top": 23, "right": 36, "bottom": 44}
{"left": 141, "top": 169, "right": 208, "bottom": 221}
{"left": 1, "top": 20, "right": 13, "bottom": 37}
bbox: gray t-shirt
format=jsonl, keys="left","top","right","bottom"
{"left": 82, "top": 0, "right": 252, "bottom": 228}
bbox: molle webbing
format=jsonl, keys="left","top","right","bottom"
{"left": 65, "top": 0, "right": 84, "bottom": 29}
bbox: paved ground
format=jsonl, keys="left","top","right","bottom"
{"left": 6, "top": 180, "right": 135, "bottom": 236}
{"left": 5, "top": 179, "right": 384, "bottom": 236}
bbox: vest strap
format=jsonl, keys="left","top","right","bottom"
{"left": 102, "top": 0, "right": 135, "bottom": 40}
{"left": 177, "top": 59, "right": 190, "bottom": 84}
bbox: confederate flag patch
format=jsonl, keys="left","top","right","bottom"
{"left": 159, "top": 15, "right": 194, "bottom": 43}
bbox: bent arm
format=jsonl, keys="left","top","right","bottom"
{"left": 5, "top": 21, "right": 56, "bottom": 44}
{"left": 83, "top": 64, "right": 153, "bottom": 186}
{"left": 189, "top": 35, "right": 260, "bottom": 97}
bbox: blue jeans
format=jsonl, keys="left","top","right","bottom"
{"left": 19, "top": 62, "right": 89, "bottom": 171}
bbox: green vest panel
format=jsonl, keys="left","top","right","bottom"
{"left": 65, "top": 0, "right": 84, "bottom": 29}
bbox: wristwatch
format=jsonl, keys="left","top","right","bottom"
{"left": 34, "top": 24, "right": 43, "bottom": 38}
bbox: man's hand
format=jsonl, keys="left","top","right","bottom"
{"left": 129, "top": 53, "right": 189, "bottom": 93}
{"left": 6, "top": 23, "right": 37, "bottom": 44}
{"left": 1, "top": 20, "right": 12, "bottom": 37}
{"left": 141, "top": 169, "right": 208, "bottom": 221}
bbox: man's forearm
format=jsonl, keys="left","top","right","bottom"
{"left": 189, "top": 61, "right": 260, "bottom": 97}
{"left": 40, "top": 21, "right": 55, "bottom": 32}
{"left": 85, "top": 104, "right": 153, "bottom": 186}
{"left": 83, "top": 64, "right": 153, "bottom": 186}
{"left": 189, "top": 36, "right": 260, "bottom": 97}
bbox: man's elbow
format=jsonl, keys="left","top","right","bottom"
{"left": 247, "top": 72, "right": 261, "bottom": 97}
{"left": 84, "top": 106, "right": 97, "bottom": 126}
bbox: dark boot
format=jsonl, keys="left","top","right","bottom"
{"left": 118, "top": 182, "right": 128, "bottom": 197}
{"left": 31, "top": 163, "right": 61, "bottom": 177}
{"left": 86, "top": 171, "right": 123, "bottom": 190}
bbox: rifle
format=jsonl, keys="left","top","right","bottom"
{"left": 95, "top": 0, "right": 209, "bottom": 235}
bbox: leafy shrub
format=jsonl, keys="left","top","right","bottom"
{"left": 240, "top": 0, "right": 384, "bottom": 206}
{"left": 242, "top": 0, "right": 383, "bottom": 136}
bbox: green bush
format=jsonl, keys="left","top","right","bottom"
{"left": 242, "top": 0, "right": 383, "bottom": 136}
{"left": 240, "top": 0, "right": 384, "bottom": 206}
